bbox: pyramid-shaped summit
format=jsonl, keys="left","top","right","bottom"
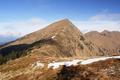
{"left": 0, "top": 19, "right": 103, "bottom": 62}
{"left": 4, "top": 19, "right": 81, "bottom": 45}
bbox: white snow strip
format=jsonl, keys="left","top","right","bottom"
{"left": 31, "top": 56, "right": 120, "bottom": 69}
{"left": 48, "top": 60, "right": 82, "bottom": 69}
{"left": 48, "top": 62, "right": 64, "bottom": 69}
{"left": 113, "top": 56, "right": 120, "bottom": 59}
{"left": 64, "top": 60, "right": 83, "bottom": 67}
{"left": 80, "top": 57, "right": 111, "bottom": 65}
{"left": 80, "top": 56, "right": 120, "bottom": 65}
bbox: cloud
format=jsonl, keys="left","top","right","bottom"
{"left": 90, "top": 13, "right": 120, "bottom": 21}
{"left": 0, "top": 18, "right": 49, "bottom": 37}
{"left": 73, "top": 13, "right": 120, "bottom": 33}
{"left": 0, "top": 18, "right": 50, "bottom": 44}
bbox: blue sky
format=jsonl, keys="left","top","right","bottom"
{"left": 0, "top": 0, "right": 120, "bottom": 22}
{"left": 0, "top": 0, "right": 120, "bottom": 43}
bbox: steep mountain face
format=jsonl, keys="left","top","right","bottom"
{"left": 85, "top": 30, "right": 120, "bottom": 55}
{"left": 0, "top": 19, "right": 103, "bottom": 64}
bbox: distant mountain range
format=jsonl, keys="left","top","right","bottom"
{"left": 85, "top": 30, "right": 120, "bottom": 55}
{"left": 0, "top": 35, "right": 17, "bottom": 45}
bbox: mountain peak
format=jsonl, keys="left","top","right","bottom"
{"left": 1, "top": 19, "right": 103, "bottom": 57}
{"left": 57, "top": 18, "right": 71, "bottom": 23}
{"left": 102, "top": 30, "right": 110, "bottom": 33}
{"left": 59, "top": 18, "right": 70, "bottom": 21}
{"left": 47, "top": 19, "right": 74, "bottom": 29}
{"left": 0, "top": 19, "right": 103, "bottom": 66}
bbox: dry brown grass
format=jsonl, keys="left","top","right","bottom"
{"left": 85, "top": 31, "right": 120, "bottom": 55}
{"left": 56, "top": 59, "right": 120, "bottom": 80}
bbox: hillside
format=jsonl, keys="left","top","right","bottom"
{"left": 85, "top": 30, "right": 120, "bottom": 55}
{"left": 56, "top": 58, "right": 120, "bottom": 80}
{"left": 0, "top": 19, "right": 103, "bottom": 64}
{"left": 0, "top": 55, "right": 120, "bottom": 80}
{"left": 0, "top": 19, "right": 120, "bottom": 80}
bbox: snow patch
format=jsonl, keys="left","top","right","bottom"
{"left": 65, "top": 60, "right": 83, "bottom": 66}
{"left": 48, "top": 62, "right": 64, "bottom": 69}
{"left": 51, "top": 36, "right": 55, "bottom": 39}
{"left": 48, "top": 60, "right": 82, "bottom": 69}
{"left": 31, "top": 56, "right": 120, "bottom": 69}
{"left": 32, "top": 61, "right": 44, "bottom": 69}
{"left": 80, "top": 57, "right": 111, "bottom": 65}
{"left": 80, "top": 56, "right": 120, "bottom": 65}
{"left": 113, "top": 56, "right": 120, "bottom": 59}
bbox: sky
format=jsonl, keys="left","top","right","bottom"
{"left": 0, "top": 0, "right": 120, "bottom": 43}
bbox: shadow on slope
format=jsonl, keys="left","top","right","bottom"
{"left": 0, "top": 37, "right": 55, "bottom": 64}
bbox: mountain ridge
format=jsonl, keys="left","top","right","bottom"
{"left": 85, "top": 30, "right": 120, "bottom": 55}
{"left": 0, "top": 19, "right": 120, "bottom": 80}
{"left": 0, "top": 19, "right": 103, "bottom": 64}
